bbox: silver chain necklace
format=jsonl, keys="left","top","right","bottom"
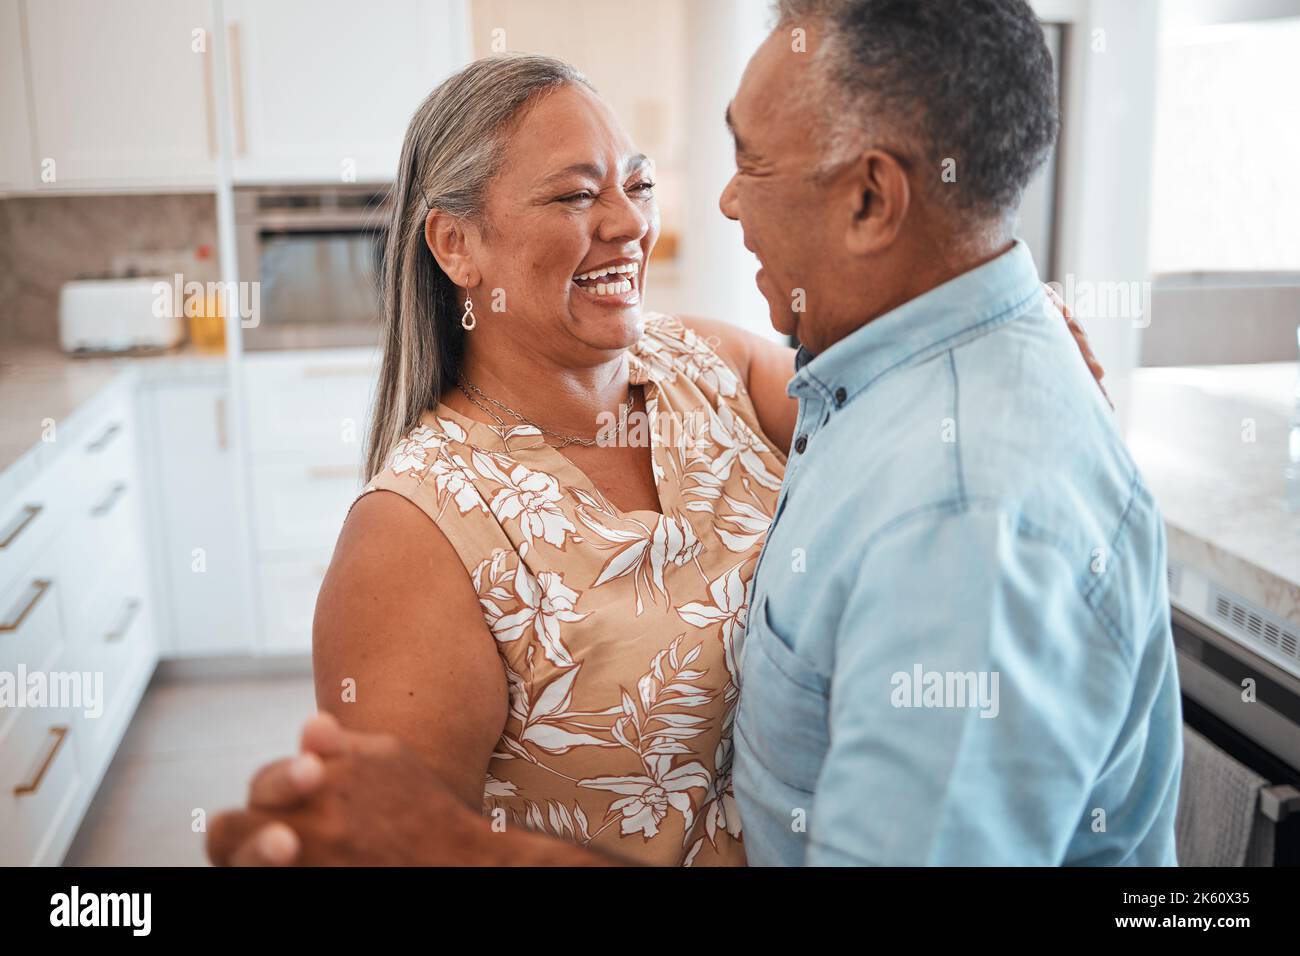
{"left": 458, "top": 377, "right": 634, "bottom": 449}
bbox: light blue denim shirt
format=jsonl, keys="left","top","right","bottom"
{"left": 733, "top": 241, "right": 1182, "bottom": 866}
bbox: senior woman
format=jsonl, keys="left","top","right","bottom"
{"left": 313, "top": 54, "right": 1102, "bottom": 867}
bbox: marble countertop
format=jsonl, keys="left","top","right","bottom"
{"left": 0, "top": 344, "right": 229, "bottom": 503}
{"left": 1127, "top": 363, "right": 1300, "bottom": 627}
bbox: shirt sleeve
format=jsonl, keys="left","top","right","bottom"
{"left": 805, "top": 504, "right": 1133, "bottom": 865}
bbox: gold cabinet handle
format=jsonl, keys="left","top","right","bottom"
{"left": 215, "top": 395, "right": 229, "bottom": 451}
{"left": 202, "top": 42, "right": 217, "bottom": 158}
{"left": 86, "top": 422, "right": 122, "bottom": 453}
{"left": 1, "top": 579, "right": 51, "bottom": 633}
{"left": 308, "top": 465, "right": 356, "bottom": 480}
{"left": 0, "top": 503, "right": 41, "bottom": 549}
{"left": 303, "top": 364, "right": 372, "bottom": 378}
{"left": 14, "top": 726, "right": 69, "bottom": 797}
{"left": 106, "top": 599, "right": 141, "bottom": 643}
{"left": 91, "top": 482, "right": 127, "bottom": 517}
{"left": 228, "top": 22, "right": 247, "bottom": 157}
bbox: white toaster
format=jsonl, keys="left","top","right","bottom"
{"left": 58, "top": 277, "right": 185, "bottom": 353}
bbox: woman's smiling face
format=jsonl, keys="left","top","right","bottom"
{"left": 473, "top": 83, "right": 660, "bottom": 360}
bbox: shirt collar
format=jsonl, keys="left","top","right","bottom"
{"left": 790, "top": 240, "right": 1043, "bottom": 404}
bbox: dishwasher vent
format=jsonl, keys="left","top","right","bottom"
{"left": 1209, "top": 585, "right": 1300, "bottom": 668}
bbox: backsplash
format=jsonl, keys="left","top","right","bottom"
{"left": 0, "top": 193, "right": 218, "bottom": 348}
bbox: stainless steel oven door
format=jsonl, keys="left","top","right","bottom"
{"left": 235, "top": 186, "right": 389, "bottom": 351}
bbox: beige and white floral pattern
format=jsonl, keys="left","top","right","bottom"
{"left": 354, "top": 314, "right": 786, "bottom": 866}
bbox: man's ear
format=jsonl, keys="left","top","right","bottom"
{"left": 424, "top": 209, "right": 481, "bottom": 289}
{"left": 843, "top": 148, "right": 910, "bottom": 256}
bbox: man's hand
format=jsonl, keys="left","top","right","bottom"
{"left": 207, "top": 713, "right": 495, "bottom": 866}
{"left": 207, "top": 713, "right": 618, "bottom": 866}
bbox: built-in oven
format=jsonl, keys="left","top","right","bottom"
{"left": 234, "top": 185, "right": 391, "bottom": 350}
{"left": 1170, "top": 561, "right": 1300, "bottom": 866}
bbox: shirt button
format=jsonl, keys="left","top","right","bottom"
{"left": 834, "top": 387, "right": 847, "bottom": 406}
{"left": 794, "top": 434, "right": 808, "bottom": 454}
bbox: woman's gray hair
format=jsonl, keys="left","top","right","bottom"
{"left": 365, "top": 54, "right": 593, "bottom": 480}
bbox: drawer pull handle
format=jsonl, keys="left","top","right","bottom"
{"left": 308, "top": 465, "right": 355, "bottom": 480}
{"left": 0, "top": 503, "right": 41, "bottom": 549}
{"left": 91, "top": 482, "right": 128, "bottom": 517}
{"left": 106, "top": 599, "right": 141, "bottom": 643}
{"left": 86, "top": 422, "right": 122, "bottom": 453}
{"left": 229, "top": 22, "right": 248, "bottom": 157}
{"left": 1, "top": 579, "right": 51, "bottom": 633}
{"left": 215, "top": 395, "right": 229, "bottom": 451}
{"left": 302, "top": 365, "right": 372, "bottom": 378}
{"left": 14, "top": 726, "right": 69, "bottom": 797}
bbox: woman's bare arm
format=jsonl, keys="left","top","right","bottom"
{"left": 678, "top": 315, "right": 798, "bottom": 455}
{"left": 312, "top": 490, "right": 508, "bottom": 809}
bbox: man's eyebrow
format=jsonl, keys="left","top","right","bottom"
{"left": 724, "top": 104, "right": 748, "bottom": 154}
{"left": 537, "top": 154, "right": 651, "bottom": 189}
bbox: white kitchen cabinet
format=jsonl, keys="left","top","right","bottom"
{"left": 0, "top": 376, "right": 158, "bottom": 865}
{"left": 22, "top": 0, "right": 217, "bottom": 189}
{"left": 142, "top": 379, "right": 256, "bottom": 657}
{"left": 221, "top": 0, "right": 468, "bottom": 183}
{"left": 0, "top": 0, "right": 34, "bottom": 191}
{"left": 243, "top": 349, "right": 377, "bottom": 653}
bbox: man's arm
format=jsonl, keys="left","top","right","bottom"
{"left": 805, "top": 505, "right": 1131, "bottom": 865}
{"left": 207, "top": 713, "right": 628, "bottom": 866}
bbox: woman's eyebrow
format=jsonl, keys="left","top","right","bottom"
{"left": 537, "top": 154, "right": 651, "bottom": 189}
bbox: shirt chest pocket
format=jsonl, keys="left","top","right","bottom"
{"left": 738, "top": 596, "right": 832, "bottom": 794}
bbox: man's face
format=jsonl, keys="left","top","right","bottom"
{"left": 720, "top": 26, "right": 845, "bottom": 346}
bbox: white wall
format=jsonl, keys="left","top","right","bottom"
{"left": 677, "top": 0, "right": 776, "bottom": 340}
{"left": 1051, "top": 0, "right": 1161, "bottom": 430}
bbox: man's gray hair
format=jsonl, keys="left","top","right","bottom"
{"left": 775, "top": 0, "right": 1059, "bottom": 220}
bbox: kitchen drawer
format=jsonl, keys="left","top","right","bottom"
{"left": 64, "top": 408, "right": 137, "bottom": 511}
{"left": 74, "top": 593, "right": 154, "bottom": 781}
{"left": 0, "top": 694, "right": 84, "bottom": 866}
{"left": 0, "top": 550, "right": 66, "bottom": 738}
{"left": 251, "top": 461, "right": 362, "bottom": 554}
{"left": 244, "top": 353, "right": 377, "bottom": 465}
{"left": 0, "top": 465, "right": 66, "bottom": 595}
{"left": 258, "top": 557, "right": 328, "bottom": 654}
{"left": 64, "top": 521, "right": 151, "bottom": 652}
{"left": 57, "top": 479, "right": 145, "bottom": 642}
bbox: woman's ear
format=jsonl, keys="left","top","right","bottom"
{"left": 424, "top": 209, "right": 481, "bottom": 289}
{"left": 843, "top": 148, "right": 910, "bottom": 256}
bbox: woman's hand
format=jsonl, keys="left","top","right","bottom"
{"left": 1044, "top": 284, "right": 1111, "bottom": 409}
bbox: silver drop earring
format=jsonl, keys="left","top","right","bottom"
{"left": 461, "top": 292, "right": 476, "bottom": 331}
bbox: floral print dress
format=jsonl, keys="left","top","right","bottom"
{"left": 353, "top": 314, "right": 786, "bottom": 866}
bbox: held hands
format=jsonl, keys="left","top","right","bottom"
{"left": 206, "top": 712, "right": 492, "bottom": 866}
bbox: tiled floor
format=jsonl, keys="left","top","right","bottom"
{"left": 64, "top": 671, "right": 317, "bottom": 866}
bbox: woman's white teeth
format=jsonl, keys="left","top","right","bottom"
{"left": 575, "top": 262, "right": 638, "bottom": 281}
{"left": 591, "top": 278, "right": 633, "bottom": 296}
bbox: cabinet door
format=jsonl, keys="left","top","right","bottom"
{"left": 0, "top": 0, "right": 33, "bottom": 191}
{"left": 23, "top": 0, "right": 216, "bottom": 188}
{"left": 222, "top": 0, "right": 467, "bottom": 183}
{"left": 148, "top": 381, "right": 256, "bottom": 656}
